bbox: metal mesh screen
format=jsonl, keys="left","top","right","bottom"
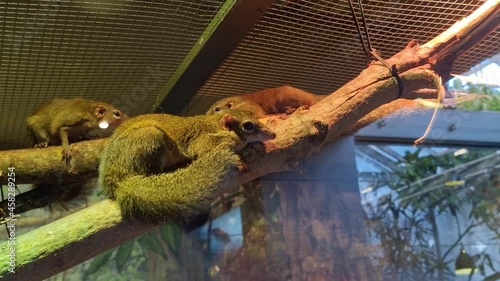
{"left": 0, "top": 0, "right": 226, "bottom": 150}
{"left": 0, "top": 0, "right": 497, "bottom": 150}
{"left": 184, "top": 0, "right": 499, "bottom": 115}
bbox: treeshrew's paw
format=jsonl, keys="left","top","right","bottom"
{"left": 34, "top": 142, "right": 48, "bottom": 148}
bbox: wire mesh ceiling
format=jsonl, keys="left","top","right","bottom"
{"left": 0, "top": 0, "right": 226, "bottom": 150}
{"left": 0, "top": 0, "right": 497, "bottom": 151}
{"left": 184, "top": 0, "right": 499, "bottom": 115}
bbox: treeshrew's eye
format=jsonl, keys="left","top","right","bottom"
{"left": 242, "top": 121, "right": 255, "bottom": 132}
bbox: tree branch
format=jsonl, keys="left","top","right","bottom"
{"left": 0, "top": 200, "right": 155, "bottom": 281}
{"left": 0, "top": 139, "right": 106, "bottom": 185}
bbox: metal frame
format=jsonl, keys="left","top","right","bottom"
{"left": 355, "top": 109, "right": 500, "bottom": 148}
{"left": 156, "top": 0, "right": 277, "bottom": 114}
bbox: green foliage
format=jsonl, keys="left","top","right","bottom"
{"left": 367, "top": 147, "right": 499, "bottom": 280}
{"left": 159, "top": 224, "right": 183, "bottom": 256}
{"left": 115, "top": 240, "right": 135, "bottom": 272}
{"left": 452, "top": 80, "right": 500, "bottom": 111}
{"left": 83, "top": 250, "right": 113, "bottom": 280}
{"left": 81, "top": 239, "right": 147, "bottom": 281}
{"left": 82, "top": 226, "right": 181, "bottom": 280}
{"left": 81, "top": 224, "right": 189, "bottom": 280}
{"left": 137, "top": 233, "right": 166, "bottom": 259}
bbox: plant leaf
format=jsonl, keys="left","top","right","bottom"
{"left": 115, "top": 240, "right": 135, "bottom": 272}
{"left": 138, "top": 234, "right": 166, "bottom": 258}
{"left": 83, "top": 250, "right": 113, "bottom": 280}
{"left": 160, "top": 224, "right": 182, "bottom": 255}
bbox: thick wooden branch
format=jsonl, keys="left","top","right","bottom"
{"left": 0, "top": 1, "right": 498, "bottom": 280}
{"left": 0, "top": 139, "right": 106, "bottom": 185}
{"left": 0, "top": 200, "right": 154, "bottom": 281}
{"left": 230, "top": 69, "right": 443, "bottom": 185}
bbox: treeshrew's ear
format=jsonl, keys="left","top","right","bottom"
{"left": 219, "top": 114, "right": 236, "bottom": 131}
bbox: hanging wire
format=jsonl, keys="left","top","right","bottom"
{"left": 347, "top": 0, "right": 404, "bottom": 98}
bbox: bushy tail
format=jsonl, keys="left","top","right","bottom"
{"left": 99, "top": 124, "right": 173, "bottom": 198}
{"left": 114, "top": 147, "right": 240, "bottom": 224}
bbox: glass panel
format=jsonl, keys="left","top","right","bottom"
{"left": 356, "top": 144, "right": 499, "bottom": 281}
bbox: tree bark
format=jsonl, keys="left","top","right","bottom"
{"left": 0, "top": 139, "right": 106, "bottom": 185}
{"left": 0, "top": 1, "right": 498, "bottom": 280}
{"left": 0, "top": 200, "right": 156, "bottom": 281}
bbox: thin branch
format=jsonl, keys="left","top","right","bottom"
{"left": 441, "top": 221, "right": 483, "bottom": 262}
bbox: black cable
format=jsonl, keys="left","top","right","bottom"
{"left": 347, "top": 0, "right": 368, "bottom": 54}
{"left": 347, "top": 0, "right": 404, "bottom": 98}
{"left": 358, "top": 0, "right": 373, "bottom": 52}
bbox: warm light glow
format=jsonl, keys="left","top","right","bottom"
{"left": 99, "top": 121, "right": 109, "bottom": 129}
{"left": 455, "top": 268, "right": 474, "bottom": 275}
{"left": 415, "top": 98, "right": 444, "bottom": 108}
{"left": 445, "top": 180, "right": 465, "bottom": 186}
{"left": 454, "top": 148, "right": 469, "bottom": 156}
{"left": 361, "top": 186, "right": 373, "bottom": 194}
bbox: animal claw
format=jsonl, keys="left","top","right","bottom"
{"left": 62, "top": 147, "right": 73, "bottom": 167}
{"left": 34, "top": 142, "right": 48, "bottom": 148}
